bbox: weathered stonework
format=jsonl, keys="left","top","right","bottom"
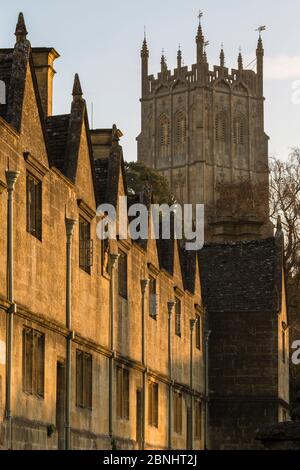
{"left": 137, "top": 20, "right": 272, "bottom": 241}
{"left": 0, "top": 12, "right": 290, "bottom": 451}
{"left": 0, "top": 13, "right": 205, "bottom": 451}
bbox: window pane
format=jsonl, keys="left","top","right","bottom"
{"left": 196, "top": 315, "right": 201, "bottom": 350}
{"left": 118, "top": 253, "right": 128, "bottom": 299}
{"left": 175, "top": 299, "right": 181, "bottom": 337}
{"left": 76, "top": 351, "right": 83, "bottom": 407}
{"left": 37, "top": 333, "right": 45, "bottom": 397}
{"left": 123, "top": 369, "right": 129, "bottom": 419}
{"left": 23, "top": 329, "right": 32, "bottom": 394}
{"left": 116, "top": 367, "right": 122, "bottom": 418}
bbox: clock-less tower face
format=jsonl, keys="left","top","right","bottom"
{"left": 137, "top": 20, "right": 272, "bottom": 241}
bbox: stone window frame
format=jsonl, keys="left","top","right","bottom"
{"left": 26, "top": 171, "right": 43, "bottom": 241}
{"left": 22, "top": 326, "right": 45, "bottom": 399}
{"left": 233, "top": 112, "right": 247, "bottom": 146}
{"left": 174, "top": 286, "right": 184, "bottom": 338}
{"left": 173, "top": 389, "right": 183, "bottom": 435}
{"left": 118, "top": 250, "right": 128, "bottom": 301}
{"left": 195, "top": 304, "right": 203, "bottom": 351}
{"left": 24, "top": 152, "right": 48, "bottom": 243}
{"left": 148, "top": 262, "right": 160, "bottom": 320}
{"left": 158, "top": 113, "right": 171, "bottom": 160}
{"left": 76, "top": 349, "right": 93, "bottom": 410}
{"left": 174, "top": 110, "right": 187, "bottom": 146}
{"left": 148, "top": 380, "right": 159, "bottom": 428}
{"left": 77, "top": 199, "right": 95, "bottom": 275}
{"left": 116, "top": 364, "right": 130, "bottom": 421}
{"left": 215, "top": 110, "right": 228, "bottom": 142}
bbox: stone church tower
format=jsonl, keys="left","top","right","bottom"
{"left": 137, "top": 18, "right": 272, "bottom": 241}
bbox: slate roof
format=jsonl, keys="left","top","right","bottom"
{"left": 198, "top": 237, "right": 283, "bottom": 313}
{"left": 45, "top": 114, "right": 70, "bottom": 171}
{"left": 94, "top": 157, "right": 109, "bottom": 206}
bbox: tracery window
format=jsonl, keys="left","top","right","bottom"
{"left": 233, "top": 114, "right": 246, "bottom": 145}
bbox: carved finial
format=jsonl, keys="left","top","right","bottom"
{"left": 72, "top": 73, "right": 83, "bottom": 99}
{"left": 203, "top": 40, "right": 209, "bottom": 63}
{"left": 112, "top": 124, "right": 120, "bottom": 147}
{"left": 220, "top": 43, "right": 225, "bottom": 67}
{"left": 15, "top": 12, "right": 28, "bottom": 43}
{"left": 256, "top": 26, "right": 266, "bottom": 52}
{"left": 196, "top": 10, "right": 204, "bottom": 42}
{"left": 196, "top": 11, "right": 205, "bottom": 63}
{"left": 161, "top": 49, "right": 168, "bottom": 74}
{"left": 238, "top": 47, "right": 243, "bottom": 70}
{"left": 177, "top": 44, "right": 182, "bottom": 69}
{"left": 141, "top": 27, "right": 149, "bottom": 58}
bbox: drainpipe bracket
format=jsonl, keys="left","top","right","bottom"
{"left": 68, "top": 330, "right": 75, "bottom": 340}
{"left": 8, "top": 303, "right": 17, "bottom": 314}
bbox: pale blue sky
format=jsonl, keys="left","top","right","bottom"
{"left": 1, "top": 0, "right": 300, "bottom": 161}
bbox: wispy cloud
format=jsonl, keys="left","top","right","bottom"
{"left": 264, "top": 55, "right": 300, "bottom": 80}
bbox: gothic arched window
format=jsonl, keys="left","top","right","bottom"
{"left": 233, "top": 114, "right": 246, "bottom": 146}
{"left": 175, "top": 111, "right": 186, "bottom": 145}
{"left": 159, "top": 114, "right": 170, "bottom": 147}
{"left": 159, "top": 114, "right": 170, "bottom": 160}
{"left": 215, "top": 111, "right": 227, "bottom": 142}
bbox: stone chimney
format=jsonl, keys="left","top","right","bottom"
{"left": 90, "top": 126, "right": 123, "bottom": 161}
{"left": 31, "top": 47, "right": 60, "bottom": 117}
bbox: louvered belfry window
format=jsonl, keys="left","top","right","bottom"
{"left": 26, "top": 172, "right": 42, "bottom": 240}
{"left": 215, "top": 112, "right": 226, "bottom": 142}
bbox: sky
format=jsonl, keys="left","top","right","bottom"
{"left": 0, "top": 0, "right": 300, "bottom": 161}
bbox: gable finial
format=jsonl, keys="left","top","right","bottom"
{"left": 141, "top": 27, "right": 149, "bottom": 58}
{"left": 72, "top": 73, "right": 83, "bottom": 99}
{"left": 220, "top": 43, "right": 225, "bottom": 67}
{"left": 238, "top": 47, "right": 243, "bottom": 70}
{"left": 177, "top": 44, "right": 182, "bottom": 69}
{"left": 112, "top": 124, "right": 120, "bottom": 147}
{"left": 15, "top": 12, "right": 28, "bottom": 43}
{"left": 256, "top": 25, "right": 266, "bottom": 50}
{"left": 196, "top": 10, "right": 206, "bottom": 63}
{"left": 161, "top": 49, "right": 167, "bottom": 67}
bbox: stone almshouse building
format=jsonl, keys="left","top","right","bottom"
{"left": 0, "top": 14, "right": 289, "bottom": 450}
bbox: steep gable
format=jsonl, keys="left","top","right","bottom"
{"left": 75, "top": 117, "right": 96, "bottom": 209}
{"left": 19, "top": 61, "right": 49, "bottom": 167}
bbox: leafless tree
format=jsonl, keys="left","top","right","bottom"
{"left": 270, "top": 149, "right": 300, "bottom": 402}
{"left": 270, "top": 149, "right": 300, "bottom": 286}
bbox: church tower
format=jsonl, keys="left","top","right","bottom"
{"left": 137, "top": 16, "right": 272, "bottom": 241}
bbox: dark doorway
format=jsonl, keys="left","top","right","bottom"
{"left": 136, "top": 389, "right": 143, "bottom": 450}
{"left": 56, "top": 362, "right": 65, "bottom": 450}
